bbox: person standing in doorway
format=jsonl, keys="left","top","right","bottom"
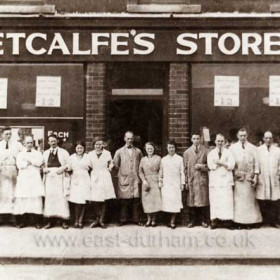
{"left": 43, "top": 134, "right": 71, "bottom": 229}
{"left": 139, "top": 142, "right": 161, "bottom": 227}
{"left": 207, "top": 134, "right": 235, "bottom": 229}
{"left": 159, "top": 140, "right": 185, "bottom": 229}
{"left": 113, "top": 131, "right": 143, "bottom": 226}
{"left": 229, "top": 128, "right": 262, "bottom": 229}
{"left": 183, "top": 133, "right": 209, "bottom": 228}
{"left": 256, "top": 131, "right": 280, "bottom": 228}
{"left": 0, "top": 127, "right": 23, "bottom": 226}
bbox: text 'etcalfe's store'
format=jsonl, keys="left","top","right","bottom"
{"left": 0, "top": 13, "right": 280, "bottom": 154}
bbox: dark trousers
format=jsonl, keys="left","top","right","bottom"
{"left": 94, "top": 201, "right": 107, "bottom": 223}
{"left": 189, "top": 206, "right": 210, "bottom": 224}
{"left": 119, "top": 198, "right": 140, "bottom": 223}
{"left": 258, "top": 199, "right": 280, "bottom": 225}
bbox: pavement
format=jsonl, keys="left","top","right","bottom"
{"left": 0, "top": 224, "right": 279, "bottom": 261}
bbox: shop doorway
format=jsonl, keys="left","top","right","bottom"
{"left": 108, "top": 99, "right": 164, "bottom": 155}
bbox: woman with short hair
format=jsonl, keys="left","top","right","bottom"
{"left": 88, "top": 137, "right": 116, "bottom": 229}
{"left": 159, "top": 140, "right": 185, "bottom": 229}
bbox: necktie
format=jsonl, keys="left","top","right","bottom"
{"left": 195, "top": 146, "right": 198, "bottom": 154}
{"left": 218, "top": 148, "right": 222, "bottom": 159}
{"left": 5, "top": 141, "right": 8, "bottom": 149}
{"left": 242, "top": 143, "right": 245, "bottom": 149}
{"left": 267, "top": 145, "right": 270, "bottom": 152}
{"left": 127, "top": 146, "right": 132, "bottom": 149}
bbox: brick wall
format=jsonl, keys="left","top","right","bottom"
{"left": 85, "top": 63, "right": 106, "bottom": 152}
{"left": 168, "top": 63, "right": 190, "bottom": 155}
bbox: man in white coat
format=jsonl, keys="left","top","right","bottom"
{"left": 14, "top": 135, "right": 45, "bottom": 228}
{"left": 207, "top": 134, "right": 235, "bottom": 229}
{"left": 257, "top": 131, "right": 280, "bottom": 228}
{"left": 0, "top": 127, "right": 23, "bottom": 226}
{"left": 43, "top": 134, "right": 70, "bottom": 229}
{"left": 229, "top": 128, "right": 262, "bottom": 229}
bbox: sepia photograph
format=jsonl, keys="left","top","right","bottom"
{"left": 0, "top": 1, "right": 280, "bottom": 280}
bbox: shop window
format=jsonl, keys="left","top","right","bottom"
{"left": 127, "top": 0, "right": 201, "bottom": 13}
{"left": 0, "top": 64, "right": 84, "bottom": 153}
{"left": 192, "top": 64, "right": 280, "bottom": 146}
{"left": 0, "top": 0, "right": 55, "bottom": 14}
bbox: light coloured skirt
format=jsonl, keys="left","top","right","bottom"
{"left": 141, "top": 174, "right": 161, "bottom": 213}
{"left": 69, "top": 170, "right": 91, "bottom": 204}
{"left": 14, "top": 197, "right": 43, "bottom": 215}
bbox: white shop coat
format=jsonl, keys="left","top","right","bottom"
{"left": 15, "top": 149, "right": 44, "bottom": 198}
{"left": 256, "top": 144, "right": 280, "bottom": 201}
{"left": 159, "top": 154, "right": 185, "bottom": 213}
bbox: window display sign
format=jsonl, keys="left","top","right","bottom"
{"left": 0, "top": 78, "right": 8, "bottom": 109}
{"left": 36, "top": 76, "right": 61, "bottom": 107}
{"left": 214, "top": 76, "right": 239, "bottom": 107}
{"left": 269, "top": 76, "right": 280, "bottom": 106}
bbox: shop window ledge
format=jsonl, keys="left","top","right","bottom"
{"left": 0, "top": 4, "right": 55, "bottom": 14}
{"left": 127, "top": 4, "right": 201, "bottom": 13}
{"left": 271, "top": 4, "right": 280, "bottom": 13}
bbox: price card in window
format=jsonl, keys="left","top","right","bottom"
{"left": 0, "top": 78, "right": 8, "bottom": 109}
{"left": 214, "top": 76, "right": 239, "bottom": 107}
{"left": 269, "top": 76, "right": 280, "bottom": 107}
{"left": 36, "top": 76, "right": 61, "bottom": 107}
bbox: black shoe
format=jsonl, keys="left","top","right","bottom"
{"left": 210, "top": 221, "right": 218, "bottom": 230}
{"left": 170, "top": 224, "right": 176, "bottom": 229}
{"left": 74, "top": 222, "right": 79, "bottom": 228}
{"left": 90, "top": 220, "right": 99, "bottom": 228}
{"left": 201, "top": 222, "right": 209, "bottom": 228}
{"left": 44, "top": 222, "right": 52, "bottom": 229}
{"left": 272, "top": 223, "right": 280, "bottom": 229}
{"left": 187, "top": 222, "right": 195, "bottom": 228}
{"left": 16, "top": 223, "right": 25, "bottom": 229}
{"left": 144, "top": 221, "right": 151, "bottom": 227}
{"left": 151, "top": 221, "right": 157, "bottom": 227}
{"left": 62, "top": 222, "right": 69, "bottom": 229}
{"left": 100, "top": 223, "right": 107, "bottom": 229}
{"left": 78, "top": 223, "right": 83, "bottom": 229}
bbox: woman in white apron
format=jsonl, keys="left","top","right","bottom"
{"left": 68, "top": 141, "right": 91, "bottom": 229}
{"left": 88, "top": 138, "right": 116, "bottom": 228}
{"left": 159, "top": 140, "right": 185, "bottom": 229}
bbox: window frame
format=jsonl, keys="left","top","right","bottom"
{"left": 127, "top": 0, "right": 201, "bottom": 13}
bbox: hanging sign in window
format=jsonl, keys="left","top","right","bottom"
{"left": 36, "top": 76, "right": 61, "bottom": 107}
{"left": 214, "top": 76, "right": 239, "bottom": 107}
{"left": 0, "top": 78, "right": 8, "bottom": 109}
{"left": 269, "top": 76, "right": 280, "bottom": 107}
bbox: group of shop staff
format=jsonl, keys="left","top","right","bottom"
{"left": 0, "top": 127, "right": 279, "bottom": 230}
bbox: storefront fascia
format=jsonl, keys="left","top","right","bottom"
{"left": 0, "top": 15, "right": 280, "bottom": 153}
